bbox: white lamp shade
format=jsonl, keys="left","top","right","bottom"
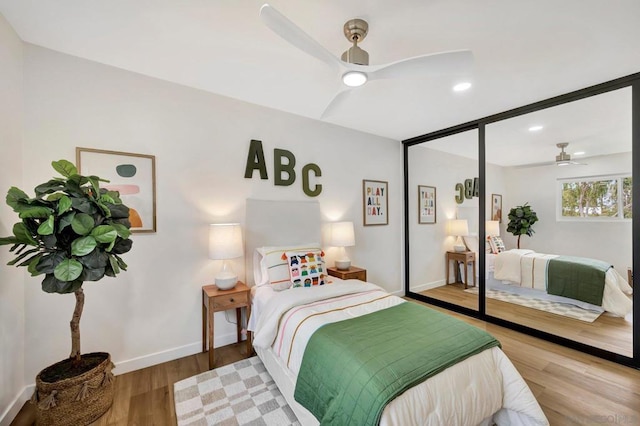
{"left": 448, "top": 219, "right": 469, "bottom": 237}
{"left": 209, "top": 223, "right": 243, "bottom": 260}
{"left": 330, "top": 221, "right": 355, "bottom": 247}
{"left": 486, "top": 220, "right": 500, "bottom": 237}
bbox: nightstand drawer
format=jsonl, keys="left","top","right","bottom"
{"left": 341, "top": 270, "right": 366, "bottom": 281}
{"left": 212, "top": 292, "right": 249, "bottom": 311}
{"left": 327, "top": 266, "right": 367, "bottom": 282}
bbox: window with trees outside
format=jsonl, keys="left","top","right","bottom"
{"left": 559, "top": 174, "right": 632, "bottom": 220}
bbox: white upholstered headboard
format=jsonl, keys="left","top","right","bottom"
{"left": 245, "top": 199, "right": 321, "bottom": 287}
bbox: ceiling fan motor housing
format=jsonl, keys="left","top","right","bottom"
{"left": 556, "top": 142, "right": 571, "bottom": 162}
{"left": 341, "top": 18, "right": 369, "bottom": 65}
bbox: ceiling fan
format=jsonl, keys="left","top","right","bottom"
{"left": 259, "top": 4, "right": 473, "bottom": 118}
{"left": 555, "top": 142, "right": 585, "bottom": 166}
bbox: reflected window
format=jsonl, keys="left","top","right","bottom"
{"left": 559, "top": 174, "right": 632, "bottom": 220}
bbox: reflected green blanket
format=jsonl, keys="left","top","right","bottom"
{"left": 547, "top": 256, "right": 611, "bottom": 305}
{"left": 293, "top": 302, "right": 500, "bottom": 426}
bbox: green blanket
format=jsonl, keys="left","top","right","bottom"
{"left": 293, "top": 302, "right": 500, "bottom": 426}
{"left": 547, "top": 256, "right": 611, "bottom": 305}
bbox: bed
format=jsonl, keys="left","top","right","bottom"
{"left": 493, "top": 249, "right": 633, "bottom": 317}
{"left": 245, "top": 199, "right": 549, "bottom": 426}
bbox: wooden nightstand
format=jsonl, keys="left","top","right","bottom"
{"left": 446, "top": 251, "right": 476, "bottom": 289}
{"left": 202, "top": 281, "right": 252, "bottom": 369}
{"left": 327, "top": 266, "right": 367, "bottom": 282}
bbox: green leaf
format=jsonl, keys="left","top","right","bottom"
{"left": 12, "top": 222, "right": 37, "bottom": 246}
{"left": 16, "top": 251, "right": 42, "bottom": 267}
{"left": 71, "top": 213, "right": 95, "bottom": 235}
{"left": 6, "top": 187, "right": 29, "bottom": 210}
{"left": 28, "top": 254, "right": 43, "bottom": 276}
{"left": 35, "top": 252, "right": 66, "bottom": 274}
{"left": 46, "top": 192, "right": 66, "bottom": 202}
{"left": 71, "top": 197, "right": 97, "bottom": 214}
{"left": 81, "top": 267, "right": 106, "bottom": 281}
{"left": 52, "top": 160, "right": 78, "bottom": 178}
{"left": 7, "top": 248, "right": 39, "bottom": 266}
{"left": 0, "top": 236, "right": 20, "bottom": 246}
{"left": 37, "top": 215, "right": 55, "bottom": 236}
{"left": 78, "top": 250, "right": 109, "bottom": 269}
{"left": 112, "top": 238, "right": 133, "bottom": 255}
{"left": 42, "top": 274, "right": 82, "bottom": 294}
{"left": 71, "top": 235, "right": 97, "bottom": 256}
{"left": 90, "top": 225, "right": 117, "bottom": 243}
{"left": 87, "top": 176, "right": 101, "bottom": 197}
{"left": 106, "top": 203, "right": 129, "bottom": 219}
{"left": 57, "top": 195, "right": 72, "bottom": 215}
{"left": 108, "top": 254, "right": 120, "bottom": 275}
{"left": 18, "top": 205, "right": 54, "bottom": 219}
{"left": 35, "top": 179, "right": 66, "bottom": 197}
{"left": 53, "top": 258, "right": 83, "bottom": 282}
{"left": 114, "top": 254, "right": 128, "bottom": 271}
{"left": 112, "top": 223, "right": 131, "bottom": 239}
{"left": 100, "top": 193, "right": 116, "bottom": 204}
{"left": 59, "top": 211, "right": 76, "bottom": 231}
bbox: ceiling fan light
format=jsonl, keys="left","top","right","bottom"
{"left": 557, "top": 160, "right": 570, "bottom": 166}
{"left": 342, "top": 71, "right": 367, "bottom": 87}
{"left": 528, "top": 125, "right": 544, "bottom": 132}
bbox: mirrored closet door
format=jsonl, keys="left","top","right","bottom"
{"left": 407, "top": 129, "right": 480, "bottom": 312}
{"left": 484, "top": 86, "right": 633, "bottom": 357}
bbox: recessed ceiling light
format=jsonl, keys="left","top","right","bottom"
{"left": 528, "top": 125, "right": 544, "bottom": 132}
{"left": 342, "top": 71, "right": 367, "bottom": 87}
{"left": 452, "top": 82, "right": 472, "bottom": 92}
{"left": 573, "top": 151, "right": 585, "bottom": 156}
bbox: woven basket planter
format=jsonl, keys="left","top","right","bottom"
{"left": 33, "top": 352, "right": 115, "bottom": 426}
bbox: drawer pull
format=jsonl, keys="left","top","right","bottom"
{"left": 230, "top": 298, "right": 235, "bottom": 302}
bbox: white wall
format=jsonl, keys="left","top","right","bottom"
{"left": 502, "top": 152, "right": 632, "bottom": 272}
{"left": 15, "top": 45, "right": 402, "bottom": 386}
{"left": 0, "top": 13, "right": 26, "bottom": 425}
{"left": 0, "top": 10, "right": 25, "bottom": 424}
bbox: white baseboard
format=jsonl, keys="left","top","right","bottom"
{"left": 0, "top": 385, "right": 33, "bottom": 426}
{"left": 410, "top": 280, "right": 446, "bottom": 293}
{"left": 113, "top": 330, "right": 241, "bottom": 375}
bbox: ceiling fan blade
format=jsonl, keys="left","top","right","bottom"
{"left": 260, "top": 4, "right": 341, "bottom": 72}
{"left": 320, "top": 90, "right": 353, "bottom": 119}
{"left": 368, "top": 50, "right": 473, "bottom": 81}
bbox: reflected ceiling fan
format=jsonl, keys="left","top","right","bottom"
{"left": 259, "top": 3, "right": 473, "bottom": 118}
{"left": 555, "top": 142, "right": 586, "bottom": 166}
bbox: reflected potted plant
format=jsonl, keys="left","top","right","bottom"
{"left": 0, "top": 160, "right": 133, "bottom": 425}
{"left": 506, "top": 203, "right": 539, "bottom": 249}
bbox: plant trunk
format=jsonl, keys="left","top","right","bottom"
{"left": 70, "top": 288, "right": 84, "bottom": 364}
{"left": 517, "top": 235, "right": 521, "bottom": 249}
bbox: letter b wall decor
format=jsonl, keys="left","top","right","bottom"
{"left": 244, "top": 139, "right": 322, "bottom": 197}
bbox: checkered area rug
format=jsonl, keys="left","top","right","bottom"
{"left": 173, "top": 356, "right": 300, "bottom": 426}
{"left": 464, "top": 287, "right": 603, "bottom": 322}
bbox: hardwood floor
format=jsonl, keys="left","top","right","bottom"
{"left": 11, "top": 303, "right": 640, "bottom": 425}
{"left": 422, "top": 283, "right": 633, "bottom": 357}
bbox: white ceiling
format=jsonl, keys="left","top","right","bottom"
{"left": 1, "top": 0, "right": 639, "bottom": 145}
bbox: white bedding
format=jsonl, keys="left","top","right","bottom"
{"left": 493, "top": 249, "right": 633, "bottom": 317}
{"left": 250, "top": 279, "right": 549, "bottom": 426}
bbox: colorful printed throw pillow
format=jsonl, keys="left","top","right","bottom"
{"left": 284, "top": 250, "right": 327, "bottom": 288}
{"left": 258, "top": 243, "right": 321, "bottom": 290}
{"left": 488, "top": 235, "right": 506, "bottom": 254}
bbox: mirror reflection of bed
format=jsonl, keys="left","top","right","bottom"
{"left": 408, "top": 86, "right": 634, "bottom": 358}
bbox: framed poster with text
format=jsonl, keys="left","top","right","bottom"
{"left": 363, "top": 179, "right": 388, "bottom": 226}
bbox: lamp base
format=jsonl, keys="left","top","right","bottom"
{"left": 335, "top": 260, "right": 351, "bottom": 270}
{"left": 453, "top": 244, "right": 467, "bottom": 252}
{"left": 215, "top": 275, "right": 237, "bottom": 290}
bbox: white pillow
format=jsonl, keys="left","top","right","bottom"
{"left": 255, "top": 243, "right": 321, "bottom": 291}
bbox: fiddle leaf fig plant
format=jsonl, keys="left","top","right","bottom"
{"left": 0, "top": 160, "right": 133, "bottom": 364}
{"left": 506, "top": 203, "right": 539, "bottom": 249}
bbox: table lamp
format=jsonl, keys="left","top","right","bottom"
{"left": 209, "top": 223, "right": 243, "bottom": 290}
{"left": 448, "top": 219, "right": 469, "bottom": 252}
{"left": 486, "top": 220, "right": 500, "bottom": 237}
{"left": 330, "top": 221, "right": 355, "bottom": 270}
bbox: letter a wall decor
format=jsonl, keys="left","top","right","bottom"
{"left": 362, "top": 179, "right": 388, "bottom": 226}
